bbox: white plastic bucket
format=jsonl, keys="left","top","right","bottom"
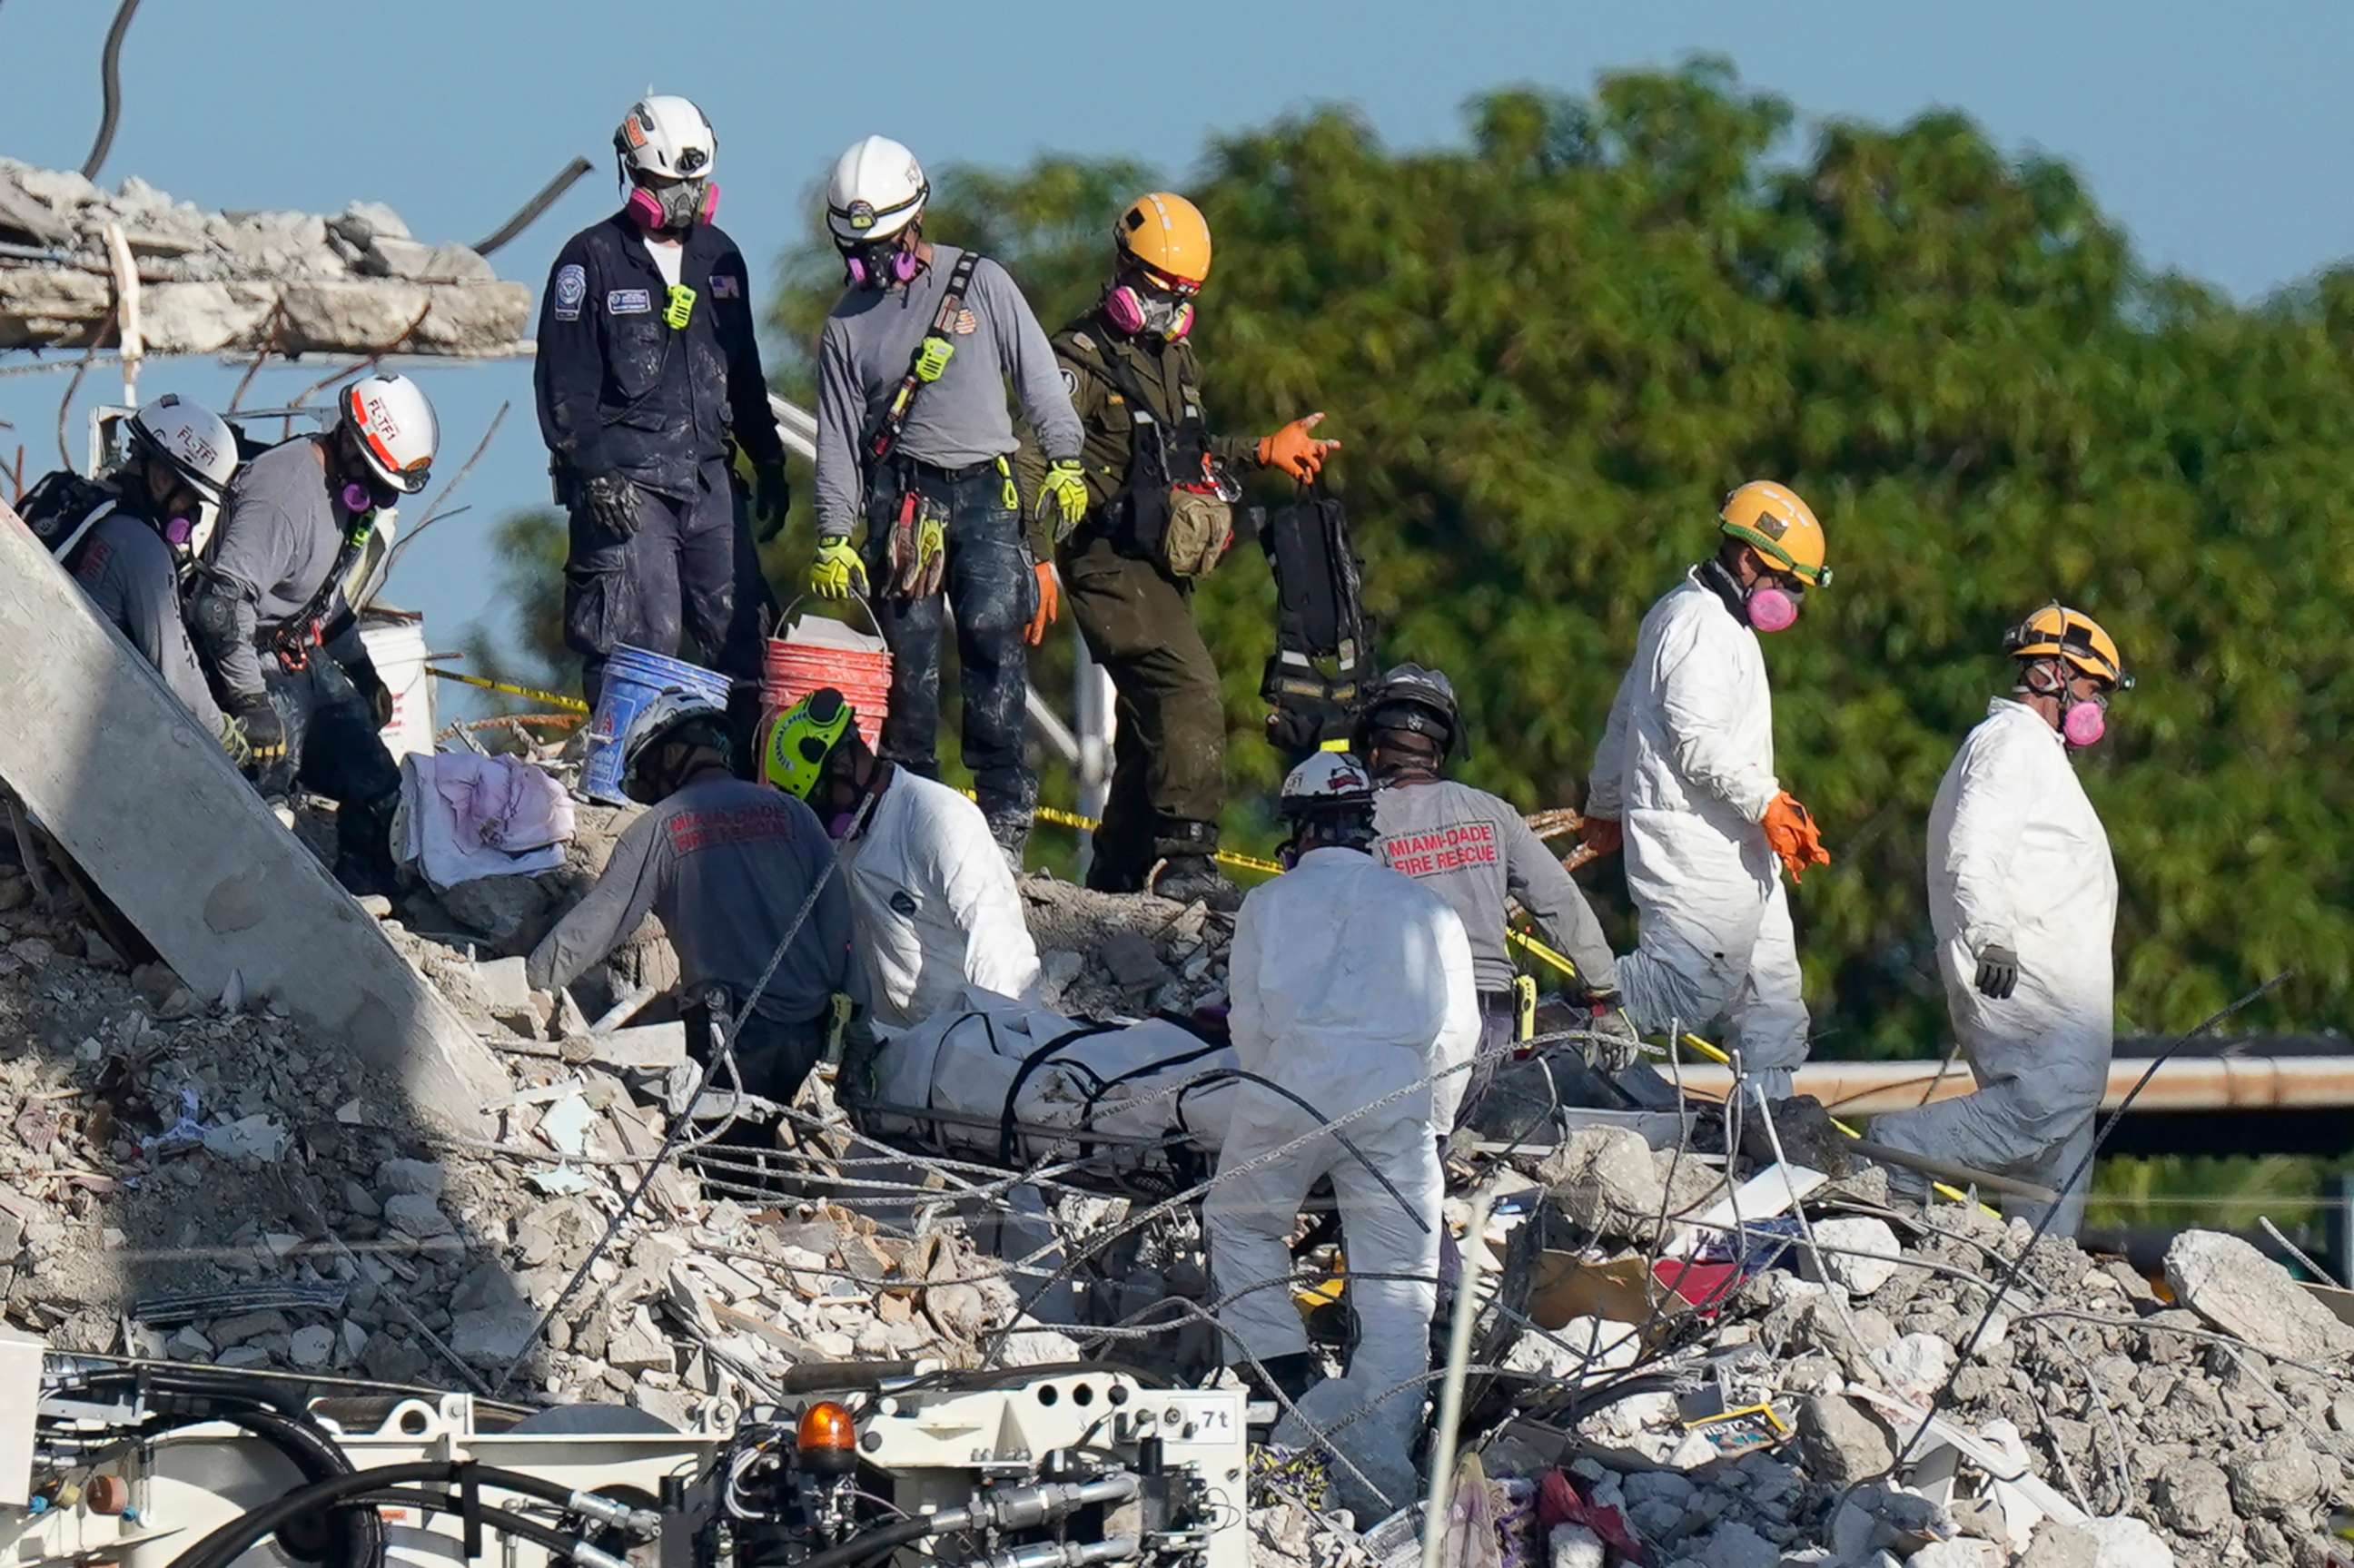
{"left": 359, "top": 615, "right": 435, "bottom": 761}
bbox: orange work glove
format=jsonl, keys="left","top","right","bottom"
{"left": 1578, "top": 814, "right": 1623, "bottom": 857}
{"left": 1256, "top": 411, "right": 1341, "bottom": 483}
{"left": 1024, "top": 562, "right": 1059, "bottom": 646}
{"left": 1761, "top": 791, "right": 1832, "bottom": 883}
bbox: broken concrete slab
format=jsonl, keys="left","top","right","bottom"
{"left": 2163, "top": 1228, "right": 2354, "bottom": 1365}
{"left": 0, "top": 504, "right": 505, "bottom": 1135}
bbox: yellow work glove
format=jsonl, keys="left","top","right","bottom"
{"left": 809, "top": 535, "right": 869, "bottom": 600}
{"left": 1035, "top": 459, "right": 1089, "bottom": 532}
{"left": 913, "top": 333, "right": 955, "bottom": 384}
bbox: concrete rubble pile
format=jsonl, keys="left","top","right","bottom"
{"left": 6, "top": 790, "right": 2349, "bottom": 1567}
{"left": 0, "top": 158, "right": 532, "bottom": 355}
{"left": 1421, "top": 1119, "right": 2354, "bottom": 1568}
{"left": 0, "top": 822, "right": 1125, "bottom": 1434}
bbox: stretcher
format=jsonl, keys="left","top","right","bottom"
{"left": 849, "top": 991, "right": 1243, "bottom": 1198}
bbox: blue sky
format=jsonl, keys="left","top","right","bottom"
{"left": 4, "top": 0, "right": 2349, "bottom": 717}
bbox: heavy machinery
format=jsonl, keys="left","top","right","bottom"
{"left": 0, "top": 1329, "right": 1248, "bottom": 1567}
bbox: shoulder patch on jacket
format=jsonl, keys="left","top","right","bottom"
{"left": 553, "top": 263, "right": 587, "bottom": 321}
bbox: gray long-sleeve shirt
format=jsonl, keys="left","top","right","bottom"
{"left": 70, "top": 511, "right": 224, "bottom": 731}
{"left": 197, "top": 438, "right": 351, "bottom": 706}
{"left": 813, "top": 245, "right": 1083, "bottom": 538}
{"left": 528, "top": 776, "right": 854, "bottom": 1023}
{"left": 1372, "top": 777, "right": 1621, "bottom": 996}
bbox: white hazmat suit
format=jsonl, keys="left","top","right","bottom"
{"left": 845, "top": 771, "right": 1040, "bottom": 1030}
{"left": 1588, "top": 569, "right": 1809, "bottom": 1096}
{"left": 1869, "top": 699, "right": 2117, "bottom": 1237}
{"left": 1202, "top": 845, "right": 1479, "bottom": 1513}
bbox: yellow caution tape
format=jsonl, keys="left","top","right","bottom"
{"left": 425, "top": 666, "right": 592, "bottom": 715}
{"left": 1000, "top": 799, "right": 1286, "bottom": 877}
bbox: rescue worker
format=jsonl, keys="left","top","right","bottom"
{"left": 809, "top": 135, "right": 1084, "bottom": 868}
{"left": 536, "top": 95, "right": 790, "bottom": 739}
{"left": 188, "top": 375, "right": 436, "bottom": 896}
{"left": 1866, "top": 606, "right": 2125, "bottom": 1237}
{"left": 1013, "top": 192, "right": 1338, "bottom": 908}
{"left": 1358, "top": 664, "right": 1635, "bottom": 1099}
{"left": 528, "top": 690, "right": 854, "bottom": 1109}
{"left": 20, "top": 396, "right": 246, "bottom": 757}
{"left": 1202, "top": 752, "right": 1479, "bottom": 1518}
{"left": 762, "top": 686, "right": 1039, "bottom": 1031}
{"left": 1580, "top": 482, "right": 1834, "bottom": 1100}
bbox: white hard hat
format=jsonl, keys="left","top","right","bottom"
{"left": 127, "top": 394, "right": 237, "bottom": 501}
{"left": 826, "top": 135, "right": 927, "bottom": 246}
{"left": 616, "top": 95, "right": 717, "bottom": 182}
{"left": 341, "top": 373, "right": 439, "bottom": 496}
{"left": 1279, "top": 750, "right": 1375, "bottom": 817}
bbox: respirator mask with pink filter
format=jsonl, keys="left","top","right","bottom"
{"left": 1745, "top": 577, "right": 1803, "bottom": 634}
{"left": 1103, "top": 265, "right": 1198, "bottom": 342}
{"left": 2022, "top": 659, "right": 2113, "bottom": 749}
{"left": 626, "top": 176, "right": 719, "bottom": 232}
{"left": 839, "top": 232, "right": 921, "bottom": 290}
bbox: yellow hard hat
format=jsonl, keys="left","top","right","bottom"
{"left": 2003, "top": 603, "right": 2130, "bottom": 687}
{"left": 763, "top": 687, "right": 856, "bottom": 800}
{"left": 1719, "top": 480, "right": 1830, "bottom": 587}
{"left": 1114, "top": 192, "right": 1212, "bottom": 287}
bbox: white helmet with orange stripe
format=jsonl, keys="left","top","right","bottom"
{"left": 339, "top": 374, "right": 438, "bottom": 498}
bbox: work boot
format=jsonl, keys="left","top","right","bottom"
{"left": 1149, "top": 854, "right": 1242, "bottom": 912}
{"left": 984, "top": 810, "right": 1031, "bottom": 877}
{"left": 1147, "top": 820, "right": 1243, "bottom": 912}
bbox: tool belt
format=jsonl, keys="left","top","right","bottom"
{"left": 869, "top": 453, "right": 1022, "bottom": 601}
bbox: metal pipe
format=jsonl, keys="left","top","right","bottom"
{"left": 1420, "top": 1189, "right": 1493, "bottom": 1568}
{"left": 1673, "top": 1056, "right": 2354, "bottom": 1114}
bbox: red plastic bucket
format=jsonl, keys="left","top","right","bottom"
{"left": 762, "top": 597, "right": 892, "bottom": 750}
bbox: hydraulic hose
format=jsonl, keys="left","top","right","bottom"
{"left": 352, "top": 1491, "right": 623, "bottom": 1568}
{"left": 167, "top": 1460, "right": 645, "bottom": 1568}
{"left": 50, "top": 1368, "right": 382, "bottom": 1567}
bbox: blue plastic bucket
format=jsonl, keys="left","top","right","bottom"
{"left": 579, "top": 645, "right": 734, "bottom": 804}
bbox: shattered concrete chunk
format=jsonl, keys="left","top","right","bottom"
{"left": 1795, "top": 1394, "right": 1894, "bottom": 1487}
{"left": 2150, "top": 1455, "right": 2231, "bottom": 1537}
{"left": 382, "top": 1193, "right": 453, "bottom": 1238}
{"left": 2224, "top": 1435, "right": 2323, "bottom": 1517}
{"left": 1801, "top": 1215, "right": 1904, "bottom": 1297}
{"left": 2163, "top": 1228, "right": 2354, "bottom": 1364}
{"left": 374, "top": 1158, "right": 449, "bottom": 1198}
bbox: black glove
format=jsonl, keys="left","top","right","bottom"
{"left": 753, "top": 459, "right": 792, "bottom": 543}
{"left": 581, "top": 471, "right": 641, "bottom": 538}
{"left": 1973, "top": 942, "right": 2020, "bottom": 1001}
{"left": 234, "top": 697, "right": 287, "bottom": 765}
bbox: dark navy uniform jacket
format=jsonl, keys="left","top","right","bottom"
{"left": 533, "top": 212, "right": 785, "bottom": 501}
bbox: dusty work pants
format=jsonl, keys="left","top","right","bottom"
{"left": 1202, "top": 1076, "right": 1440, "bottom": 1516}
{"left": 1059, "top": 531, "right": 1225, "bottom": 890}
{"left": 565, "top": 458, "right": 772, "bottom": 707}
{"left": 1618, "top": 858, "right": 1808, "bottom": 1100}
{"left": 1866, "top": 950, "right": 2112, "bottom": 1238}
{"left": 256, "top": 655, "right": 401, "bottom": 895}
{"left": 865, "top": 462, "right": 1038, "bottom": 840}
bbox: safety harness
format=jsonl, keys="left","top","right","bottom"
{"left": 1062, "top": 330, "right": 1231, "bottom": 575}
{"left": 263, "top": 507, "right": 379, "bottom": 674}
{"left": 865, "top": 248, "right": 982, "bottom": 469}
